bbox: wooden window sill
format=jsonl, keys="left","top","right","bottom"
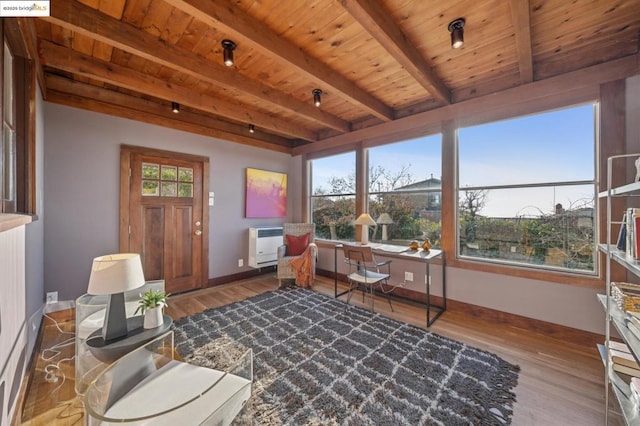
{"left": 0, "top": 213, "right": 32, "bottom": 233}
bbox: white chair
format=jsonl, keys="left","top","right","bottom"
{"left": 343, "top": 244, "right": 395, "bottom": 312}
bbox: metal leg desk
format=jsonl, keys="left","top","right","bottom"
{"left": 333, "top": 244, "right": 446, "bottom": 327}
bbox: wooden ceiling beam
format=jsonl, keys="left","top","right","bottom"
{"left": 509, "top": 0, "right": 534, "bottom": 83}
{"left": 293, "top": 53, "right": 639, "bottom": 156}
{"left": 39, "top": 41, "right": 317, "bottom": 142}
{"left": 45, "top": 74, "right": 294, "bottom": 153}
{"left": 163, "top": 0, "right": 395, "bottom": 122}
{"left": 339, "top": 0, "right": 451, "bottom": 105}
{"left": 44, "top": 0, "right": 349, "bottom": 133}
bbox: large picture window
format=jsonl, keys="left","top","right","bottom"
{"left": 310, "top": 152, "right": 356, "bottom": 240}
{"left": 367, "top": 135, "right": 442, "bottom": 247}
{"left": 457, "top": 103, "right": 597, "bottom": 273}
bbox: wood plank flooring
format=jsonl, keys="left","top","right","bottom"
{"left": 18, "top": 273, "right": 621, "bottom": 425}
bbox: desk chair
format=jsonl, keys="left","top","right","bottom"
{"left": 343, "top": 245, "right": 395, "bottom": 312}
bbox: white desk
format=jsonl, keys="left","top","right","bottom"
{"left": 333, "top": 244, "right": 446, "bottom": 327}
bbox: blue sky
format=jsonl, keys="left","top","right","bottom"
{"left": 312, "top": 103, "right": 596, "bottom": 218}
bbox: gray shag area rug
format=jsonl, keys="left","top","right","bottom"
{"left": 173, "top": 288, "right": 519, "bottom": 425}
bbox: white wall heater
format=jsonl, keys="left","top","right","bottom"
{"left": 248, "top": 226, "right": 283, "bottom": 268}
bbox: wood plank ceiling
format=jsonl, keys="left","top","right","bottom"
{"left": 31, "top": 0, "right": 640, "bottom": 154}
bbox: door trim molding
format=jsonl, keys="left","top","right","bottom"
{"left": 119, "top": 144, "right": 210, "bottom": 287}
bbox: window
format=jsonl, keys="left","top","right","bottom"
{"left": 310, "top": 152, "right": 356, "bottom": 240}
{"left": 457, "top": 103, "right": 596, "bottom": 273}
{"left": 367, "top": 135, "right": 442, "bottom": 247}
{"left": 2, "top": 40, "right": 15, "bottom": 211}
{"left": 1, "top": 20, "right": 35, "bottom": 214}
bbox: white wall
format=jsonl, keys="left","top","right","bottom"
{"left": 44, "top": 103, "right": 292, "bottom": 300}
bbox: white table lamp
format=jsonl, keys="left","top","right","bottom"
{"left": 376, "top": 213, "right": 394, "bottom": 241}
{"left": 355, "top": 213, "right": 376, "bottom": 245}
{"left": 87, "top": 253, "right": 146, "bottom": 342}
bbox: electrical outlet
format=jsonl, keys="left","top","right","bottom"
{"left": 238, "top": 258, "right": 244, "bottom": 267}
{"left": 46, "top": 291, "right": 58, "bottom": 304}
{"left": 404, "top": 272, "right": 413, "bottom": 282}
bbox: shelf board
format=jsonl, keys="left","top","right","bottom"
{"left": 598, "top": 182, "right": 640, "bottom": 198}
{"left": 598, "top": 294, "right": 640, "bottom": 358}
{"left": 598, "top": 245, "right": 640, "bottom": 277}
{"left": 596, "top": 342, "right": 640, "bottom": 425}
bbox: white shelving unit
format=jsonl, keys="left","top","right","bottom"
{"left": 598, "top": 154, "right": 640, "bottom": 425}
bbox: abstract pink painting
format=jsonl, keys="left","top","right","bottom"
{"left": 245, "top": 168, "right": 287, "bottom": 218}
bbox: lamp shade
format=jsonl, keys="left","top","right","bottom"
{"left": 87, "top": 253, "right": 146, "bottom": 295}
{"left": 354, "top": 213, "right": 376, "bottom": 226}
{"left": 376, "top": 213, "right": 393, "bottom": 224}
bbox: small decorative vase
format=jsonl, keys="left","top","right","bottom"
{"left": 422, "top": 238, "right": 432, "bottom": 252}
{"left": 143, "top": 306, "right": 163, "bottom": 329}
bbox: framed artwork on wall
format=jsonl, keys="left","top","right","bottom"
{"left": 245, "top": 168, "right": 287, "bottom": 218}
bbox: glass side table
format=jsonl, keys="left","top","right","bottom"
{"left": 75, "top": 280, "right": 165, "bottom": 396}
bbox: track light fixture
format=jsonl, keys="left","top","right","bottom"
{"left": 312, "top": 89, "right": 322, "bottom": 107}
{"left": 448, "top": 18, "right": 465, "bottom": 49}
{"left": 171, "top": 102, "right": 180, "bottom": 113}
{"left": 249, "top": 124, "right": 255, "bottom": 133}
{"left": 221, "top": 39, "right": 237, "bottom": 67}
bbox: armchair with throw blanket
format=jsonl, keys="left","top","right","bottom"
{"left": 277, "top": 223, "right": 317, "bottom": 288}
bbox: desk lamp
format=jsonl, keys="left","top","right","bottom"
{"left": 87, "top": 253, "right": 146, "bottom": 342}
{"left": 355, "top": 213, "right": 376, "bottom": 245}
{"left": 376, "top": 213, "right": 394, "bottom": 241}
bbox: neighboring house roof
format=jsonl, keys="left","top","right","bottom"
{"left": 394, "top": 177, "right": 442, "bottom": 191}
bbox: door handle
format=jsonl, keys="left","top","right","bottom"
{"left": 194, "top": 230, "right": 202, "bottom": 236}
{"left": 195, "top": 221, "right": 201, "bottom": 227}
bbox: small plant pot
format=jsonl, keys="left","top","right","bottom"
{"left": 143, "top": 306, "right": 163, "bottom": 329}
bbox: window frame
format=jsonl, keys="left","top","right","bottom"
{"left": 365, "top": 134, "right": 443, "bottom": 248}
{"left": 1, "top": 19, "right": 36, "bottom": 216}
{"left": 454, "top": 103, "right": 598, "bottom": 275}
{"left": 308, "top": 151, "right": 357, "bottom": 242}
{"left": 305, "top": 93, "right": 612, "bottom": 288}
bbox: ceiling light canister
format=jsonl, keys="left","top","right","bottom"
{"left": 249, "top": 124, "right": 255, "bottom": 133}
{"left": 312, "top": 89, "right": 322, "bottom": 107}
{"left": 448, "top": 18, "right": 465, "bottom": 49}
{"left": 221, "top": 39, "right": 237, "bottom": 67}
{"left": 171, "top": 102, "right": 180, "bottom": 113}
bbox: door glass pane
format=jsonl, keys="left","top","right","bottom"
{"left": 142, "top": 180, "right": 159, "bottom": 196}
{"left": 142, "top": 163, "right": 159, "bottom": 179}
{"left": 161, "top": 165, "right": 177, "bottom": 181}
{"left": 178, "top": 167, "right": 193, "bottom": 182}
{"left": 161, "top": 182, "right": 177, "bottom": 197}
{"left": 178, "top": 183, "right": 193, "bottom": 198}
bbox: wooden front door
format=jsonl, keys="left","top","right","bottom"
{"left": 120, "top": 145, "right": 209, "bottom": 294}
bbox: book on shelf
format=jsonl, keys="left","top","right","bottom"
{"left": 617, "top": 213, "right": 628, "bottom": 251}
{"left": 613, "top": 362, "right": 640, "bottom": 378}
{"left": 610, "top": 340, "right": 632, "bottom": 353}
{"left": 610, "top": 347, "right": 640, "bottom": 369}
{"left": 626, "top": 208, "right": 640, "bottom": 259}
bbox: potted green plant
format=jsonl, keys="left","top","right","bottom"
{"left": 135, "top": 289, "right": 170, "bottom": 329}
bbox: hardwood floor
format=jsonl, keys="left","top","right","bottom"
{"left": 18, "top": 273, "right": 620, "bottom": 425}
